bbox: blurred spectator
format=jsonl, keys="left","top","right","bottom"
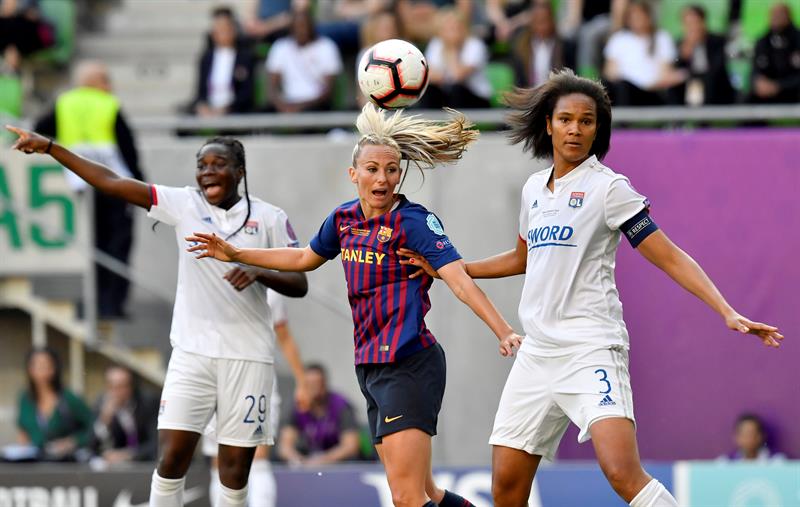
{"left": 191, "top": 6, "right": 255, "bottom": 117}
{"left": 749, "top": 2, "right": 800, "bottom": 104}
{"left": 243, "top": 0, "right": 309, "bottom": 44}
{"left": 396, "top": 0, "right": 472, "bottom": 45}
{"left": 90, "top": 366, "right": 159, "bottom": 464}
{"left": 16, "top": 348, "right": 93, "bottom": 461}
{"left": 602, "top": 0, "right": 687, "bottom": 105}
{"left": 485, "top": 0, "right": 532, "bottom": 44}
{"left": 559, "top": 0, "right": 628, "bottom": 77}
{"left": 719, "top": 413, "right": 786, "bottom": 462}
{"left": 316, "top": 0, "right": 391, "bottom": 55}
{"left": 673, "top": 5, "right": 735, "bottom": 106}
{"left": 266, "top": 9, "right": 343, "bottom": 113}
{"left": 356, "top": 9, "right": 401, "bottom": 107}
{"left": 35, "top": 61, "right": 144, "bottom": 319}
{"left": 278, "top": 364, "right": 360, "bottom": 466}
{"left": 421, "top": 7, "right": 492, "bottom": 108}
{"left": 0, "top": 0, "right": 54, "bottom": 73}
{"left": 510, "top": 1, "right": 573, "bottom": 88}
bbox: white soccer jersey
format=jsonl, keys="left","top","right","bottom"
{"left": 148, "top": 185, "right": 300, "bottom": 363}
{"left": 517, "top": 155, "right": 648, "bottom": 356}
{"left": 266, "top": 289, "right": 288, "bottom": 326}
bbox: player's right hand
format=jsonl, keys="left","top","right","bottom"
{"left": 499, "top": 332, "right": 524, "bottom": 357}
{"left": 5, "top": 125, "right": 50, "bottom": 154}
{"left": 186, "top": 232, "right": 239, "bottom": 262}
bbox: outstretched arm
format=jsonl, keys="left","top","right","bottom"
{"left": 6, "top": 125, "right": 152, "bottom": 209}
{"left": 187, "top": 232, "right": 327, "bottom": 272}
{"left": 437, "top": 260, "right": 523, "bottom": 356}
{"left": 637, "top": 230, "right": 783, "bottom": 347}
{"left": 398, "top": 235, "right": 527, "bottom": 280}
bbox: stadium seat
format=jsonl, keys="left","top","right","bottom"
{"left": 658, "top": 0, "right": 730, "bottom": 39}
{"left": 0, "top": 74, "right": 23, "bottom": 118}
{"left": 741, "top": 0, "right": 800, "bottom": 44}
{"left": 486, "top": 61, "right": 515, "bottom": 107}
{"left": 32, "top": 0, "right": 76, "bottom": 65}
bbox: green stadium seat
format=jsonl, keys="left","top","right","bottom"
{"left": 486, "top": 61, "right": 515, "bottom": 107}
{"left": 31, "top": 0, "right": 76, "bottom": 65}
{"left": 0, "top": 75, "right": 23, "bottom": 118}
{"left": 741, "top": 0, "right": 800, "bottom": 45}
{"left": 658, "top": 0, "right": 730, "bottom": 39}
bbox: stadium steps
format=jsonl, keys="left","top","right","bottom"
{"left": 76, "top": 0, "right": 253, "bottom": 117}
{"left": 0, "top": 277, "right": 165, "bottom": 388}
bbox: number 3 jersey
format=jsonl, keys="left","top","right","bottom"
{"left": 310, "top": 196, "right": 461, "bottom": 365}
{"left": 518, "top": 155, "right": 649, "bottom": 356}
{"left": 148, "top": 185, "right": 299, "bottom": 363}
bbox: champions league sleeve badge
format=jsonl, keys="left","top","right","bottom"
{"left": 426, "top": 213, "right": 445, "bottom": 235}
{"left": 569, "top": 192, "right": 585, "bottom": 208}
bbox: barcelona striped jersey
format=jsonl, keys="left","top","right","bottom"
{"left": 309, "top": 196, "right": 461, "bottom": 364}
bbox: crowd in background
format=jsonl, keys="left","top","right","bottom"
{"left": 188, "top": 0, "right": 800, "bottom": 116}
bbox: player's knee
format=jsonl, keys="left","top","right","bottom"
{"left": 601, "top": 463, "right": 643, "bottom": 498}
{"left": 156, "top": 452, "right": 190, "bottom": 479}
{"left": 218, "top": 460, "right": 250, "bottom": 489}
{"left": 390, "top": 486, "right": 424, "bottom": 507}
{"left": 492, "top": 472, "right": 529, "bottom": 507}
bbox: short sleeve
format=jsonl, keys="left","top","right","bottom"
{"left": 265, "top": 39, "right": 287, "bottom": 73}
{"left": 267, "top": 289, "right": 288, "bottom": 325}
{"left": 320, "top": 38, "right": 343, "bottom": 75}
{"left": 656, "top": 30, "right": 677, "bottom": 62}
{"left": 309, "top": 211, "right": 341, "bottom": 260}
{"left": 402, "top": 211, "right": 461, "bottom": 271}
{"left": 462, "top": 37, "right": 488, "bottom": 68}
{"left": 269, "top": 209, "right": 301, "bottom": 249}
{"left": 147, "top": 185, "right": 192, "bottom": 226}
{"left": 605, "top": 177, "right": 649, "bottom": 230}
{"left": 603, "top": 33, "right": 623, "bottom": 60}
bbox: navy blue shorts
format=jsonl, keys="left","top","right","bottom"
{"left": 355, "top": 343, "right": 446, "bottom": 444}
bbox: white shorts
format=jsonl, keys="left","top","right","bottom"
{"left": 489, "top": 346, "right": 634, "bottom": 461}
{"left": 158, "top": 346, "right": 275, "bottom": 448}
{"left": 202, "top": 375, "right": 281, "bottom": 457}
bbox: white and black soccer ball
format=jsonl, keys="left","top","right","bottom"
{"left": 358, "top": 39, "right": 429, "bottom": 110}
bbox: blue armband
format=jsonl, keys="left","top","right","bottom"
{"left": 621, "top": 208, "right": 658, "bottom": 248}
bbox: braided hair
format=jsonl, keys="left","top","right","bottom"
{"left": 197, "top": 137, "right": 252, "bottom": 240}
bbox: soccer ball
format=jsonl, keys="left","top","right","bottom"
{"left": 358, "top": 39, "right": 429, "bottom": 110}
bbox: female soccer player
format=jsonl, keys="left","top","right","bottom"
{"left": 6, "top": 126, "right": 308, "bottom": 507}
{"left": 397, "top": 69, "right": 783, "bottom": 507}
{"left": 187, "top": 104, "right": 524, "bottom": 507}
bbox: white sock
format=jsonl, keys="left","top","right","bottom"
{"left": 149, "top": 470, "right": 185, "bottom": 507}
{"left": 247, "top": 459, "right": 277, "bottom": 507}
{"left": 209, "top": 467, "right": 221, "bottom": 507}
{"left": 217, "top": 483, "right": 248, "bottom": 507}
{"left": 629, "top": 479, "right": 678, "bottom": 507}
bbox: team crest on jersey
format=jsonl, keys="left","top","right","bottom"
{"left": 426, "top": 213, "right": 444, "bottom": 235}
{"left": 244, "top": 220, "right": 259, "bottom": 235}
{"left": 569, "top": 192, "right": 585, "bottom": 208}
{"left": 377, "top": 226, "right": 393, "bottom": 243}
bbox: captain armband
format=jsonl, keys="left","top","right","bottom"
{"left": 620, "top": 208, "right": 659, "bottom": 248}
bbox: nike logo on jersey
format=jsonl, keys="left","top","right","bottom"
{"left": 527, "top": 225, "right": 577, "bottom": 250}
{"left": 339, "top": 224, "right": 351, "bottom": 232}
{"left": 384, "top": 415, "right": 403, "bottom": 423}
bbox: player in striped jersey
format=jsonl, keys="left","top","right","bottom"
{"left": 399, "top": 69, "right": 783, "bottom": 507}
{"left": 188, "top": 104, "right": 524, "bottom": 507}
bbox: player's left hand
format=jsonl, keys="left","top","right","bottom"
{"left": 223, "top": 266, "right": 259, "bottom": 291}
{"left": 186, "top": 232, "right": 239, "bottom": 262}
{"left": 725, "top": 313, "right": 783, "bottom": 348}
{"left": 499, "top": 332, "right": 524, "bottom": 357}
{"left": 397, "top": 248, "right": 439, "bottom": 279}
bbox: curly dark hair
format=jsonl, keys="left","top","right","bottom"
{"left": 503, "top": 69, "right": 612, "bottom": 160}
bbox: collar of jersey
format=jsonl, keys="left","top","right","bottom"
{"left": 355, "top": 194, "right": 407, "bottom": 220}
{"left": 204, "top": 193, "right": 248, "bottom": 218}
{"left": 544, "top": 154, "right": 598, "bottom": 194}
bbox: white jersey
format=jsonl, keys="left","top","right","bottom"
{"left": 518, "top": 155, "right": 648, "bottom": 356}
{"left": 148, "top": 185, "right": 299, "bottom": 363}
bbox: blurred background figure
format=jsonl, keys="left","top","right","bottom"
{"left": 749, "top": 2, "right": 800, "bottom": 104}
{"left": 0, "top": 0, "right": 54, "bottom": 74}
{"left": 243, "top": 0, "right": 308, "bottom": 44}
{"left": 34, "top": 60, "right": 144, "bottom": 319}
{"left": 485, "top": 0, "right": 532, "bottom": 44}
{"left": 355, "top": 8, "right": 401, "bottom": 107}
{"left": 278, "top": 364, "right": 361, "bottom": 467}
{"left": 266, "top": 8, "right": 343, "bottom": 113}
{"left": 674, "top": 4, "right": 736, "bottom": 106}
{"left": 396, "top": 0, "right": 473, "bottom": 46}
{"left": 316, "top": 0, "right": 391, "bottom": 56}
{"left": 559, "top": 0, "right": 627, "bottom": 78}
{"left": 510, "top": 1, "right": 573, "bottom": 88}
{"left": 90, "top": 365, "right": 158, "bottom": 465}
{"left": 190, "top": 6, "right": 255, "bottom": 117}
{"left": 602, "top": 0, "right": 687, "bottom": 106}
{"left": 16, "top": 348, "right": 92, "bottom": 462}
{"left": 421, "top": 7, "right": 492, "bottom": 108}
{"left": 720, "top": 413, "right": 787, "bottom": 462}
